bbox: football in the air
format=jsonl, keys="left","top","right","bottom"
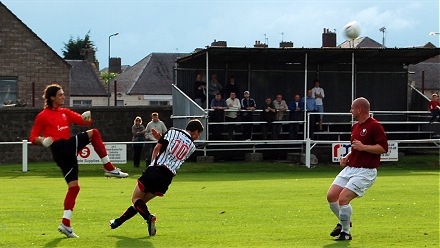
{"left": 343, "top": 21, "right": 361, "bottom": 39}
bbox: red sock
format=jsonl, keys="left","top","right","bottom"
{"left": 62, "top": 186, "right": 80, "bottom": 227}
{"left": 91, "top": 129, "right": 115, "bottom": 171}
{"left": 91, "top": 129, "right": 107, "bottom": 158}
{"left": 62, "top": 218, "right": 71, "bottom": 227}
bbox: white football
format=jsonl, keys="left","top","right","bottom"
{"left": 343, "top": 21, "right": 361, "bottom": 39}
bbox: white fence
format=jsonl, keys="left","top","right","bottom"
{"left": 2, "top": 137, "right": 438, "bottom": 172}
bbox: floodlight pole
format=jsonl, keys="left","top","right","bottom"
{"left": 108, "top": 32, "right": 119, "bottom": 106}
{"left": 429, "top": 32, "right": 440, "bottom": 47}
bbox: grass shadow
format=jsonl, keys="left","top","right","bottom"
{"left": 110, "top": 235, "right": 154, "bottom": 248}
{"left": 43, "top": 237, "right": 64, "bottom": 248}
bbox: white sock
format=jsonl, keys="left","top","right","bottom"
{"left": 101, "top": 155, "right": 110, "bottom": 164}
{"left": 329, "top": 202, "right": 340, "bottom": 220}
{"left": 63, "top": 210, "right": 73, "bottom": 221}
{"left": 339, "top": 204, "right": 352, "bottom": 234}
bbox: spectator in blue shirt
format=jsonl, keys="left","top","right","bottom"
{"left": 300, "top": 90, "right": 317, "bottom": 138}
{"left": 288, "top": 94, "right": 302, "bottom": 140}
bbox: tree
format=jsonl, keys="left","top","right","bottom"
{"left": 62, "top": 31, "right": 98, "bottom": 61}
{"left": 101, "top": 72, "right": 119, "bottom": 83}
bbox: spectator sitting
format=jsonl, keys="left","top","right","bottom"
{"left": 288, "top": 94, "right": 302, "bottom": 140}
{"left": 225, "top": 92, "right": 241, "bottom": 140}
{"left": 272, "top": 94, "right": 288, "bottom": 140}
{"left": 241, "top": 90, "right": 256, "bottom": 140}
{"left": 260, "top": 96, "right": 276, "bottom": 140}
{"left": 209, "top": 92, "right": 227, "bottom": 140}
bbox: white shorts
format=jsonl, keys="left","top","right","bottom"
{"left": 332, "top": 166, "right": 377, "bottom": 197}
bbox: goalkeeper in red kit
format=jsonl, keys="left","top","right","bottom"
{"left": 29, "top": 83, "right": 129, "bottom": 238}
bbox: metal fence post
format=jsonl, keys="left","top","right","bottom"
{"left": 305, "top": 138, "right": 311, "bottom": 168}
{"left": 22, "top": 140, "right": 28, "bottom": 172}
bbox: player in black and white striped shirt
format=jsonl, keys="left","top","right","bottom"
{"left": 109, "top": 119, "right": 204, "bottom": 236}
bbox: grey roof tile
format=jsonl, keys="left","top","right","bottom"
{"left": 339, "top": 36, "right": 384, "bottom": 48}
{"left": 111, "top": 53, "right": 188, "bottom": 95}
{"left": 67, "top": 60, "right": 108, "bottom": 96}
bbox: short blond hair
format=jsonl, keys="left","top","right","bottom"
{"left": 134, "top": 116, "right": 142, "bottom": 125}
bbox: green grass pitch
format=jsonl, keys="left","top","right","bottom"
{"left": 0, "top": 155, "right": 438, "bottom": 247}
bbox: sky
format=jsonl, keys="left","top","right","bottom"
{"left": 2, "top": 0, "right": 439, "bottom": 69}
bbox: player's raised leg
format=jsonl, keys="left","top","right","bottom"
{"left": 87, "top": 128, "right": 128, "bottom": 178}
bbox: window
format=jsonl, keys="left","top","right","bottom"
{"left": 72, "top": 100, "right": 92, "bottom": 107}
{"left": 149, "top": 101, "right": 169, "bottom": 106}
{"left": 0, "top": 77, "right": 18, "bottom": 105}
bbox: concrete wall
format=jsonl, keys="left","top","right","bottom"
{"left": 0, "top": 106, "right": 172, "bottom": 164}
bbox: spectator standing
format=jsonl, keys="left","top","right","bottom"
{"left": 311, "top": 79, "right": 325, "bottom": 131}
{"left": 223, "top": 76, "right": 241, "bottom": 100}
{"left": 241, "top": 90, "right": 256, "bottom": 140}
{"left": 225, "top": 92, "right": 241, "bottom": 140}
{"left": 260, "top": 97, "right": 276, "bottom": 140}
{"left": 209, "top": 92, "right": 227, "bottom": 140}
{"left": 207, "top": 74, "right": 223, "bottom": 104}
{"left": 132, "top": 116, "right": 146, "bottom": 168}
{"left": 288, "top": 94, "right": 302, "bottom": 140}
{"left": 193, "top": 73, "right": 207, "bottom": 108}
{"left": 272, "top": 94, "right": 288, "bottom": 139}
{"left": 145, "top": 112, "right": 167, "bottom": 166}
{"left": 428, "top": 93, "right": 440, "bottom": 123}
{"left": 300, "top": 90, "right": 317, "bottom": 138}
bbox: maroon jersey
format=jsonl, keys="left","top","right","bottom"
{"left": 428, "top": 99, "right": 440, "bottom": 111}
{"left": 348, "top": 117, "right": 388, "bottom": 168}
{"left": 30, "top": 107, "right": 91, "bottom": 144}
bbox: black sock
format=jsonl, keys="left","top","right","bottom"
{"left": 116, "top": 206, "right": 138, "bottom": 224}
{"left": 134, "top": 199, "right": 150, "bottom": 220}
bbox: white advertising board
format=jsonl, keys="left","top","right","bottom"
{"left": 77, "top": 144, "right": 127, "bottom": 164}
{"left": 332, "top": 141, "right": 398, "bottom": 163}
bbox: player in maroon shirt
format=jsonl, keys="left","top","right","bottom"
{"left": 428, "top": 93, "right": 440, "bottom": 123}
{"left": 326, "top": 97, "right": 388, "bottom": 241}
{"left": 29, "top": 84, "right": 129, "bottom": 238}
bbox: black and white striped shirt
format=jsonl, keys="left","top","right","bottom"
{"left": 152, "top": 128, "right": 196, "bottom": 175}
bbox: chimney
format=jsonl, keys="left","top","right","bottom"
{"left": 109, "top": 57, "right": 122, "bottom": 73}
{"left": 254, "top": 40, "right": 268, "bottom": 48}
{"left": 322, "top": 28, "right": 337, "bottom": 48}
{"left": 280, "top": 41, "right": 294, "bottom": 48}
{"left": 211, "top": 39, "right": 227, "bottom": 47}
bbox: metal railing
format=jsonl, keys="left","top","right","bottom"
{"left": 2, "top": 135, "right": 438, "bottom": 172}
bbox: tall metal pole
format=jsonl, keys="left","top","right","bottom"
{"left": 429, "top": 32, "right": 440, "bottom": 47}
{"left": 108, "top": 32, "right": 119, "bottom": 106}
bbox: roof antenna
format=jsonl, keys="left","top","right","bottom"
{"left": 379, "top": 27, "right": 386, "bottom": 47}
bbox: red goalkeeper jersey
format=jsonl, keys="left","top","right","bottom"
{"left": 30, "top": 107, "right": 91, "bottom": 144}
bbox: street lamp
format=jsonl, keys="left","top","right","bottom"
{"left": 108, "top": 32, "right": 119, "bottom": 106}
{"left": 429, "top": 32, "right": 440, "bottom": 47}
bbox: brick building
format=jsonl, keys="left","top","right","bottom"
{"left": 0, "top": 2, "right": 70, "bottom": 108}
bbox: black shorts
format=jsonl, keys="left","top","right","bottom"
{"left": 138, "top": 166, "right": 174, "bottom": 196}
{"left": 50, "top": 132, "right": 90, "bottom": 183}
